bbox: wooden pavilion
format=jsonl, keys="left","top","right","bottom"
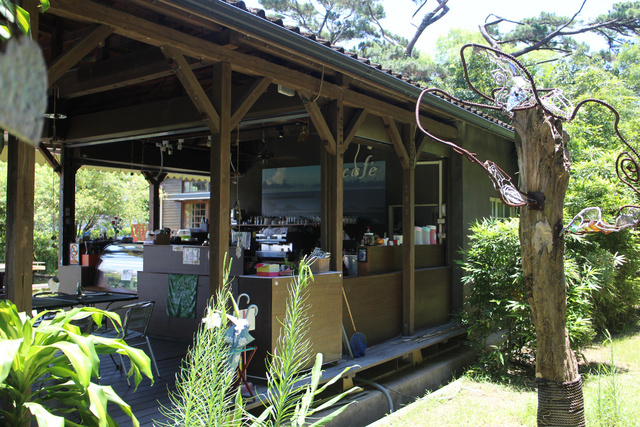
{"left": 4, "top": 0, "right": 517, "bottom": 358}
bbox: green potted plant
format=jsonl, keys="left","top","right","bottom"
{"left": 0, "top": 301, "right": 153, "bottom": 426}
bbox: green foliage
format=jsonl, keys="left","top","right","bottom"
{"left": 74, "top": 169, "right": 149, "bottom": 238}
{"left": 482, "top": 3, "right": 640, "bottom": 60}
{"left": 160, "top": 256, "right": 356, "bottom": 427}
{"left": 567, "top": 232, "right": 640, "bottom": 332}
{"left": 0, "top": 300, "right": 153, "bottom": 426}
{"left": 549, "top": 44, "right": 640, "bottom": 332}
{"left": 458, "top": 218, "right": 530, "bottom": 375}
{"left": 0, "top": 162, "right": 149, "bottom": 274}
{"left": 258, "top": 0, "right": 386, "bottom": 45}
{"left": 356, "top": 40, "right": 435, "bottom": 86}
{"left": 458, "top": 218, "right": 628, "bottom": 376}
{"left": 0, "top": 0, "right": 49, "bottom": 40}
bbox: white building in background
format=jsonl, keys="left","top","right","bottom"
{"left": 160, "top": 178, "right": 210, "bottom": 233}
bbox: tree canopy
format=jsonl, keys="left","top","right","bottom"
{"left": 258, "top": 0, "right": 387, "bottom": 44}
{"left": 0, "top": 163, "right": 149, "bottom": 273}
{"left": 480, "top": 1, "right": 640, "bottom": 57}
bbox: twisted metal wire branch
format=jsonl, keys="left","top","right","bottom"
{"left": 415, "top": 43, "right": 640, "bottom": 233}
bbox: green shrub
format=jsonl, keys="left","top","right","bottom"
{"left": 567, "top": 232, "right": 640, "bottom": 332}
{"left": 459, "top": 217, "right": 612, "bottom": 375}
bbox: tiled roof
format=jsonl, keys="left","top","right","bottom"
{"left": 223, "top": 0, "right": 513, "bottom": 131}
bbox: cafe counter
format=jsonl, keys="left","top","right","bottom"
{"left": 236, "top": 271, "right": 343, "bottom": 376}
{"left": 138, "top": 245, "right": 242, "bottom": 340}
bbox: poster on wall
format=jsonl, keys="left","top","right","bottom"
{"left": 262, "top": 155, "right": 386, "bottom": 223}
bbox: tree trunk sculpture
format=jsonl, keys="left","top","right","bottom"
{"left": 513, "top": 107, "right": 584, "bottom": 426}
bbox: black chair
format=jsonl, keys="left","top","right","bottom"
{"left": 99, "top": 301, "right": 160, "bottom": 386}
{"left": 70, "top": 314, "right": 95, "bottom": 335}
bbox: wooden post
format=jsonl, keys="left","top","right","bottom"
{"left": 209, "top": 61, "right": 232, "bottom": 294}
{"left": 327, "top": 100, "right": 344, "bottom": 270}
{"left": 5, "top": 0, "right": 40, "bottom": 312}
{"left": 402, "top": 126, "right": 416, "bottom": 336}
{"left": 59, "top": 147, "right": 78, "bottom": 266}
{"left": 5, "top": 135, "right": 35, "bottom": 312}
{"left": 142, "top": 171, "right": 167, "bottom": 231}
{"left": 312, "top": 97, "right": 343, "bottom": 267}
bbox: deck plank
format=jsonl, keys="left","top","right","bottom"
{"left": 98, "top": 323, "right": 465, "bottom": 425}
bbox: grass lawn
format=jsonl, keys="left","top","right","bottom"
{"left": 373, "top": 319, "right": 640, "bottom": 426}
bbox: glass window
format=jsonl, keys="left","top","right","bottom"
{"left": 490, "top": 197, "right": 518, "bottom": 218}
{"left": 183, "top": 202, "right": 208, "bottom": 229}
{"left": 182, "top": 181, "right": 209, "bottom": 193}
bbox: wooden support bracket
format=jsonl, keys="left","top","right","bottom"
{"left": 342, "top": 376, "right": 355, "bottom": 391}
{"left": 161, "top": 45, "right": 221, "bottom": 134}
{"left": 408, "top": 349, "right": 423, "bottom": 365}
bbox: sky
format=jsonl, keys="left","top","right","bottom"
{"left": 384, "top": 0, "right": 621, "bottom": 54}
{"left": 243, "top": 0, "right": 623, "bottom": 54}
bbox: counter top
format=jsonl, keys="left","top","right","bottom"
{"left": 143, "top": 245, "right": 243, "bottom": 276}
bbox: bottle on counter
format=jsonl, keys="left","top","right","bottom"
{"left": 364, "top": 226, "right": 375, "bottom": 246}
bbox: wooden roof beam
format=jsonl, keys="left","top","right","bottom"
{"left": 342, "top": 108, "right": 368, "bottom": 154}
{"left": 56, "top": 47, "right": 206, "bottom": 99}
{"left": 161, "top": 45, "right": 220, "bottom": 134}
{"left": 299, "top": 91, "right": 337, "bottom": 156}
{"left": 230, "top": 77, "right": 272, "bottom": 129}
{"left": 414, "top": 132, "right": 427, "bottom": 166}
{"left": 38, "top": 143, "right": 62, "bottom": 175}
{"left": 47, "top": 24, "right": 113, "bottom": 87}
{"left": 47, "top": 0, "right": 459, "bottom": 137}
{"left": 383, "top": 116, "right": 410, "bottom": 170}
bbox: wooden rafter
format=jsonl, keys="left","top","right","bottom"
{"left": 161, "top": 45, "right": 221, "bottom": 134}
{"left": 231, "top": 77, "right": 272, "bottom": 129}
{"left": 343, "top": 109, "right": 368, "bottom": 154}
{"left": 38, "top": 143, "right": 62, "bottom": 176}
{"left": 47, "top": 24, "right": 113, "bottom": 87}
{"left": 299, "top": 91, "right": 337, "bottom": 156}
{"left": 414, "top": 132, "right": 427, "bottom": 166}
{"left": 57, "top": 47, "right": 208, "bottom": 99}
{"left": 46, "top": 0, "right": 458, "bottom": 140}
{"left": 383, "top": 116, "right": 410, "bottom": 169}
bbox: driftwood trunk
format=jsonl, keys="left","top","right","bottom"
{"left": 512, "top": 107, "right": 584, "bottom": 426}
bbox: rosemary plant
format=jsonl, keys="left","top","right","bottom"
{"left": 158, "top": 257, "right": 244, "bottom": 426}
{"left": 159, "top": 256, "right": 356, "bottom": 427}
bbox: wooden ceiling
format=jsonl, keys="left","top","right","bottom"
{"left": 36, "top": 0, "right": 474, "bottom": 176}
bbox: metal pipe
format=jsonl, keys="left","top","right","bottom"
{"left": 354, "top": 377, "right": 394, "bottom": 413}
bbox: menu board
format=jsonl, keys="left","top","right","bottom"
{"left": 262, "top": 157, "right": 386, "bottom": 223}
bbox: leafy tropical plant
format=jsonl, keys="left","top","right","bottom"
{"left": 0, "top": 301, "right": 153, "bottom": 426}
{"left": 159, "top": 256, "right": 357, "bottom": 426}
{"left": 0, "top": 0, "right": 49, "bottom": 41}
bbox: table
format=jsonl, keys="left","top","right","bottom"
{"left": 32, "top": 291, "right": 138, "bottom": 311}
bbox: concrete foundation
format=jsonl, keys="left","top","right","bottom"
{"left": 321, "top": 347, "right": 477, "bottom": 427}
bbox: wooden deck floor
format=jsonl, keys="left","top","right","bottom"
{"left": 100, "top": 335, "right": 191, "bottom": 426}
{"left": 96, "top": 322, "right": 465, "bottom": 426}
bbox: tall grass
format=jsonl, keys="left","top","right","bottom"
{"left": 583, "top": 328, "right": 640, "bottom": 426}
